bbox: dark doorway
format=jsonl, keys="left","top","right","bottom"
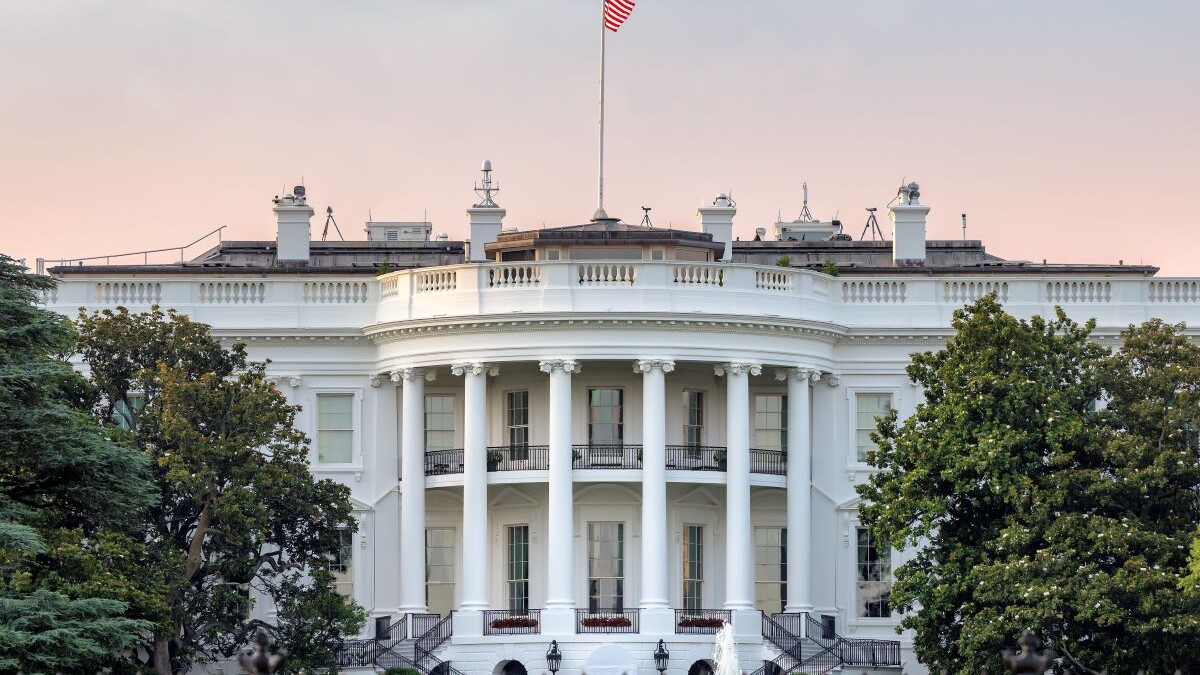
{"left": 688, "top": 660, "right": 715, "bottom": 675}
{"left": 502, "top": 661, "right": 528, "bottom": 675}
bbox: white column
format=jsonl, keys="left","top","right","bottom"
{"left": 398, "top": 367, "right": 428, "bottom": 615}
{"left": 540, "top": 359, "right": 579, "bottom": 630}
{"left": 636, "top": 359, "right": 674, "bottom": 613}
{"left": 454, "top": 362, "right": 491, "bottom": 612}
{"left": 717, "top": 362, "right": 760, "bottom": 611}
{"left": 372, "top": 374, "right": 401, "bottom": 616}
{"left": 780, "top": 367, "right": 819, "bottom": 614}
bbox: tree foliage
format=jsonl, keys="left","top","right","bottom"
{"left": 0, "top": 254, "right": 156, "bottom": 672}
{"left": 76, "top": 307, "right": 364, "bottom": 675}
{"left": 858, "top": 297, "right": 1200, "bottom": 674}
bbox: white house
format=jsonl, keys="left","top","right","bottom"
{"left": 38, "top": 168, "right": 1200, "bottom": 675}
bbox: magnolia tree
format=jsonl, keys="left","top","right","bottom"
{"left": 77, "top": 307, "right": 364, "bottom": 675}
{"left": 858, "top": 297, "right": 1200, "bottom": 674}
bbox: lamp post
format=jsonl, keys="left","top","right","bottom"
{"left": 653, "top": 639, "right": 670, "bottom": 675}
{"left": 546, "top": 640, "right": 562, "bottom": 674}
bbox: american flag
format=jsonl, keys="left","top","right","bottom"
{"left": 603, "top": 0, "right": 636, "bottom": 32}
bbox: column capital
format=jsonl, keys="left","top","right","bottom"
{"left": 393, "top": 367, "right": 437, "bottom": 382}
{"left": 633, "top": 358, "right": 675, "bottom": 374}
{"left": 451, "top": 362, "right": 498, "bottom": 377}
{"left": 775, "top": 367, "right": 823, "bottom": 384}
{"left": 539, "top": 359, "right": 581, "bottom": 374}
{"left": 714, "top": 362, "right": 761, "bottom": 377}
{"left": 825, "top": 373, "right": 841, "bottom": 387}
{"left": 369, "top": 374, "right": 383, "bottom": 387}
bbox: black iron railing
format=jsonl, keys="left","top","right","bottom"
{"left": 804, "top": 613, "right": 900, "bottom": 668}
{"left": 665, "top": 445, "right": 727, "bottom": 471}
{"left": 750, "top": 448, "right": 787, "bottom": 475}
{"left": 335, "top": 614, "right": 407, "bottom": 669}
{"left": 572, "top": 444, "right": 643, "bottom": 469}
{"left": 483, "top": 609, "right": 541, "bottom": 635}
{"left": 675, "top": 608, "right": 731, "bottom": 634}
{"left": 424, "top": 449, "right": 465, "bottom": 476}
{"left": 575, "top": 608, "right": 640, "bottom": 634}
{"left": 487, "top": 445, "right": 550, "bottom": 471}
{"left": 414, "top": 612, "right": 453, "bottom": 665}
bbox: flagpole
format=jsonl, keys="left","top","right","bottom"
{"left": 596, "top": 0, "right": 607, "bottom": 220}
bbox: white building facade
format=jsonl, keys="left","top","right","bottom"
{"left": 39, "top": 180, "right": 1200, "bottom": 675}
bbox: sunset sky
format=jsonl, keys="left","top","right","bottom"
{"left": 2, "top": 1, "right": 1197, "bottom": 273}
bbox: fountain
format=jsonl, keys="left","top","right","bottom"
{"left": 712, "top": 622, "right": 740, "bottom": 675}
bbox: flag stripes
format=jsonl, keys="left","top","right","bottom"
{"left": 603, "top": 0, "right": 636, "bottom": 32}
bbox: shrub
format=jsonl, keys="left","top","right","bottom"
{"left": 581, "top": 616, "right": 633, "bottom": 628}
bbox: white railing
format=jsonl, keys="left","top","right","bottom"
{"left": 672, "top": 264, "right": 725, "bottom": 287}
{"left": 199, "top": 281, "right": 265, "bottom": 304}
{"left": 842, "top": 280, "right": 906, "bottom": 303}
{"left": 755, "top": 269, "right": 795, "bottom": 291}
{"left": 1045, "top": 281, "right": 1111, "bottom": 304}
{"left": 488, "top": 264, "right": 541, "bottom": 288}
{"left": 578, "top": 263, "right": 637, "bottom": 285}
{"left": 1149, "top": 280, "right": 1200, "bottom": 303}
{"left": 304, "top": 281, "right": 369, "bottom": 304}
{"left": 416, "top": 269, "right": 457, "bottom": 293}
{"left": 96, "top": 282, "right": 161, "bottom": 305}
{"left": 943, "top": 280, "right": 1008, "bottom": 304}
{"left": 380, "top": 275, "right": 400, "bottom": 298}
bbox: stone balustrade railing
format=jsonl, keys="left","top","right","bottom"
{"left": 40, "top": 262, "right": 1200, "bottom": 331}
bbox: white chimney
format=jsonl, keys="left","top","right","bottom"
{"left": 467, "top": 159, "right": 505, "bottom": 262}
{"left": 889, "top": 181, "right": 930, "bottom": 266}
{"left": 697, "top": 193, "right": 736, "bottom": 262}
{"left": 273, "top": 186, "right": 314, "bottom": 263}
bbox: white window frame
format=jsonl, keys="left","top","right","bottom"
{"left": 312, "top": 388, "right": 363, "bottom": 470}
{"left": 843, "top": 514, "right": 901, "bottom": 627}
{"left": 845, "top": 385, "right": 904, "bottom": 472}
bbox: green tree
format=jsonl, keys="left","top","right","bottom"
{"left": 77, "top": 307, "right": 364, "bottom": 675}
{"left": 858, "top": 297, "right": 1200, "bottom": 673}
{"left": 0, "top": 254, "right": 156, "bottom": 672}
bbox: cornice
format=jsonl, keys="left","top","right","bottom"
{"left": 365, "top": 312, "right": 846, "bottom": 345}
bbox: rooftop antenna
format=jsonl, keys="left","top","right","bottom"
{"left": 859, "top": 207, "right": 884, "bottom": 241}
{"left": 798, "top": 181, "right": 814, "bottom": 222}
{"left": 321, "top": 206, "right": 345, "bottom": 241}
{"left": 640, "top": 206, "right": 653, "bottom": 227}
{"left": 473, "top": 159, "right": 500, "bottom": 208}
{"left": 961, "top": 213, "right": 967, "bottom": 240}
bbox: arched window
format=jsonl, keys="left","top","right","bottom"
{"left": 687, "top": 660, "right": 715, "bottom": 675}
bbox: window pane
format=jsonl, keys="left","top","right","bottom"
{"left": 855, "top": 527, "right": 892, "bottom": 618}
{"left": 856, "top": 393, "right": 893, "bottom": 461}
{"left": 587, "top": 522, "right": 625, "bottom": 611}
{"left": 426, "top": 528, "right": 455, "bottom": 616}
{"left": 755, "top": 526, "right": 787, "bottom": 615}
{"left": 425, "top": 395, "right": 456, "bottom": 451}
{"left": 317, "top": 394, "right": 354, "bottom": 463}
{"left": 683, "top": 525, "right": 704, "bottom": 610}
{"left": 754, "top": 394, "right": 787, "bottom": 452}
{"left": 507, "top": 525, "right": 530, "bottom": 613}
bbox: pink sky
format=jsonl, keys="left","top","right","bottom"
{"left": 2, "top": 1, "right": 1198, "bottom": 273}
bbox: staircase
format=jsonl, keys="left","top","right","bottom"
{"left": 336, "top": 613, "right": 462, "bottom": 674}
{"left": 751, "top": 613, "right": 902, "bottom": 675}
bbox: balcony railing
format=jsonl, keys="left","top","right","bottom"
{"left": 750, "top": 448, "right": 787, "bottom": 475}
{"left": 572, "top": 444, "right": 643, "bottom": 469}
{"left": 483, "top": 609, "right": 541, "bottom": 635}
{"left": 487, "top": 445, "right": 550, "bottom": 471}
{"left": 424, "top": 449, "right": 465, "bottom": 476}
{"left": 575, "top": 608, "right": 640, "bottom": 634}
{"left": 665, "top": 445, "right": 726, "bottom": 471}
{"left": 675, "top": 609, "right": 731, "bottom": 634}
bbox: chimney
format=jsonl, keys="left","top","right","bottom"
{"left": 467, "top": 159, "right": 505, "bottom": 262}
{"left": 889, "top": 181, "right": 930, "bottom": 266}
{"left": 273, "top": 185, "right": 314, "bottom": 263}
{"left": 697, "top": 193, "right": 736, "bottom": 262}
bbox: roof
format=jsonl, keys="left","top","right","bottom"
{"left": 487, "top": 218, "right": 725, "bottom": 253}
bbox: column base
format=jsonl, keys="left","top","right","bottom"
{"left": 638, "top": 606, "right": 675, "bottom": 635}
{"left": 731, "top": 609, "right": 764, "bottom": 641}
{"left": 452, "top": 610, "right": 484, "bottom": 638}
{"left": 540, "top": 607, "right": 577, "bottom": 636}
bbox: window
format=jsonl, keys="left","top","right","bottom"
{"left": 507, "top": 525, "right": 530, "bottom": 613}
{"left": 683, "top": 525, "right": 704, "bottom": 610}
{"left": 544, "top": 249, "right": 561, "bottom": 261}
{"left": 426, "top": 528, "right": 455, "bottom": 617}
{"left": 754, "top": 394, "right": 787, "bottom": 451}
{"left": 506, "top": 391, "right": 530, "bottom": 460}
{"left": 650, "top": 248, "right": 665, "bottom": 261}
{"left": 588, "top": 388, "right": 623, "bottom": 445}
{"left": 855, "top": 393, "right": 893, "bottom": 462}
{"left": 754, "top": 526, "right": 787, "bottom": 615}
{"left": 856, "top": 527, "right": 892, "bottom": 618}
{"left": 424, "top": 394, "right": 455, "bottom": 452}
{"left": 317, "top": 394, "right": 354, "bottom": 464}
{"left": 113, "top": 393, "right": 145, "bottom": 430}
{"left": 329, "top": 529, "right": 353, "bottom": 597}
{"left": 683, "top": 390, "right": 705, "bottom": 448}
{"left": 587, "top": 522, "right": 624, "bottom": 612}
